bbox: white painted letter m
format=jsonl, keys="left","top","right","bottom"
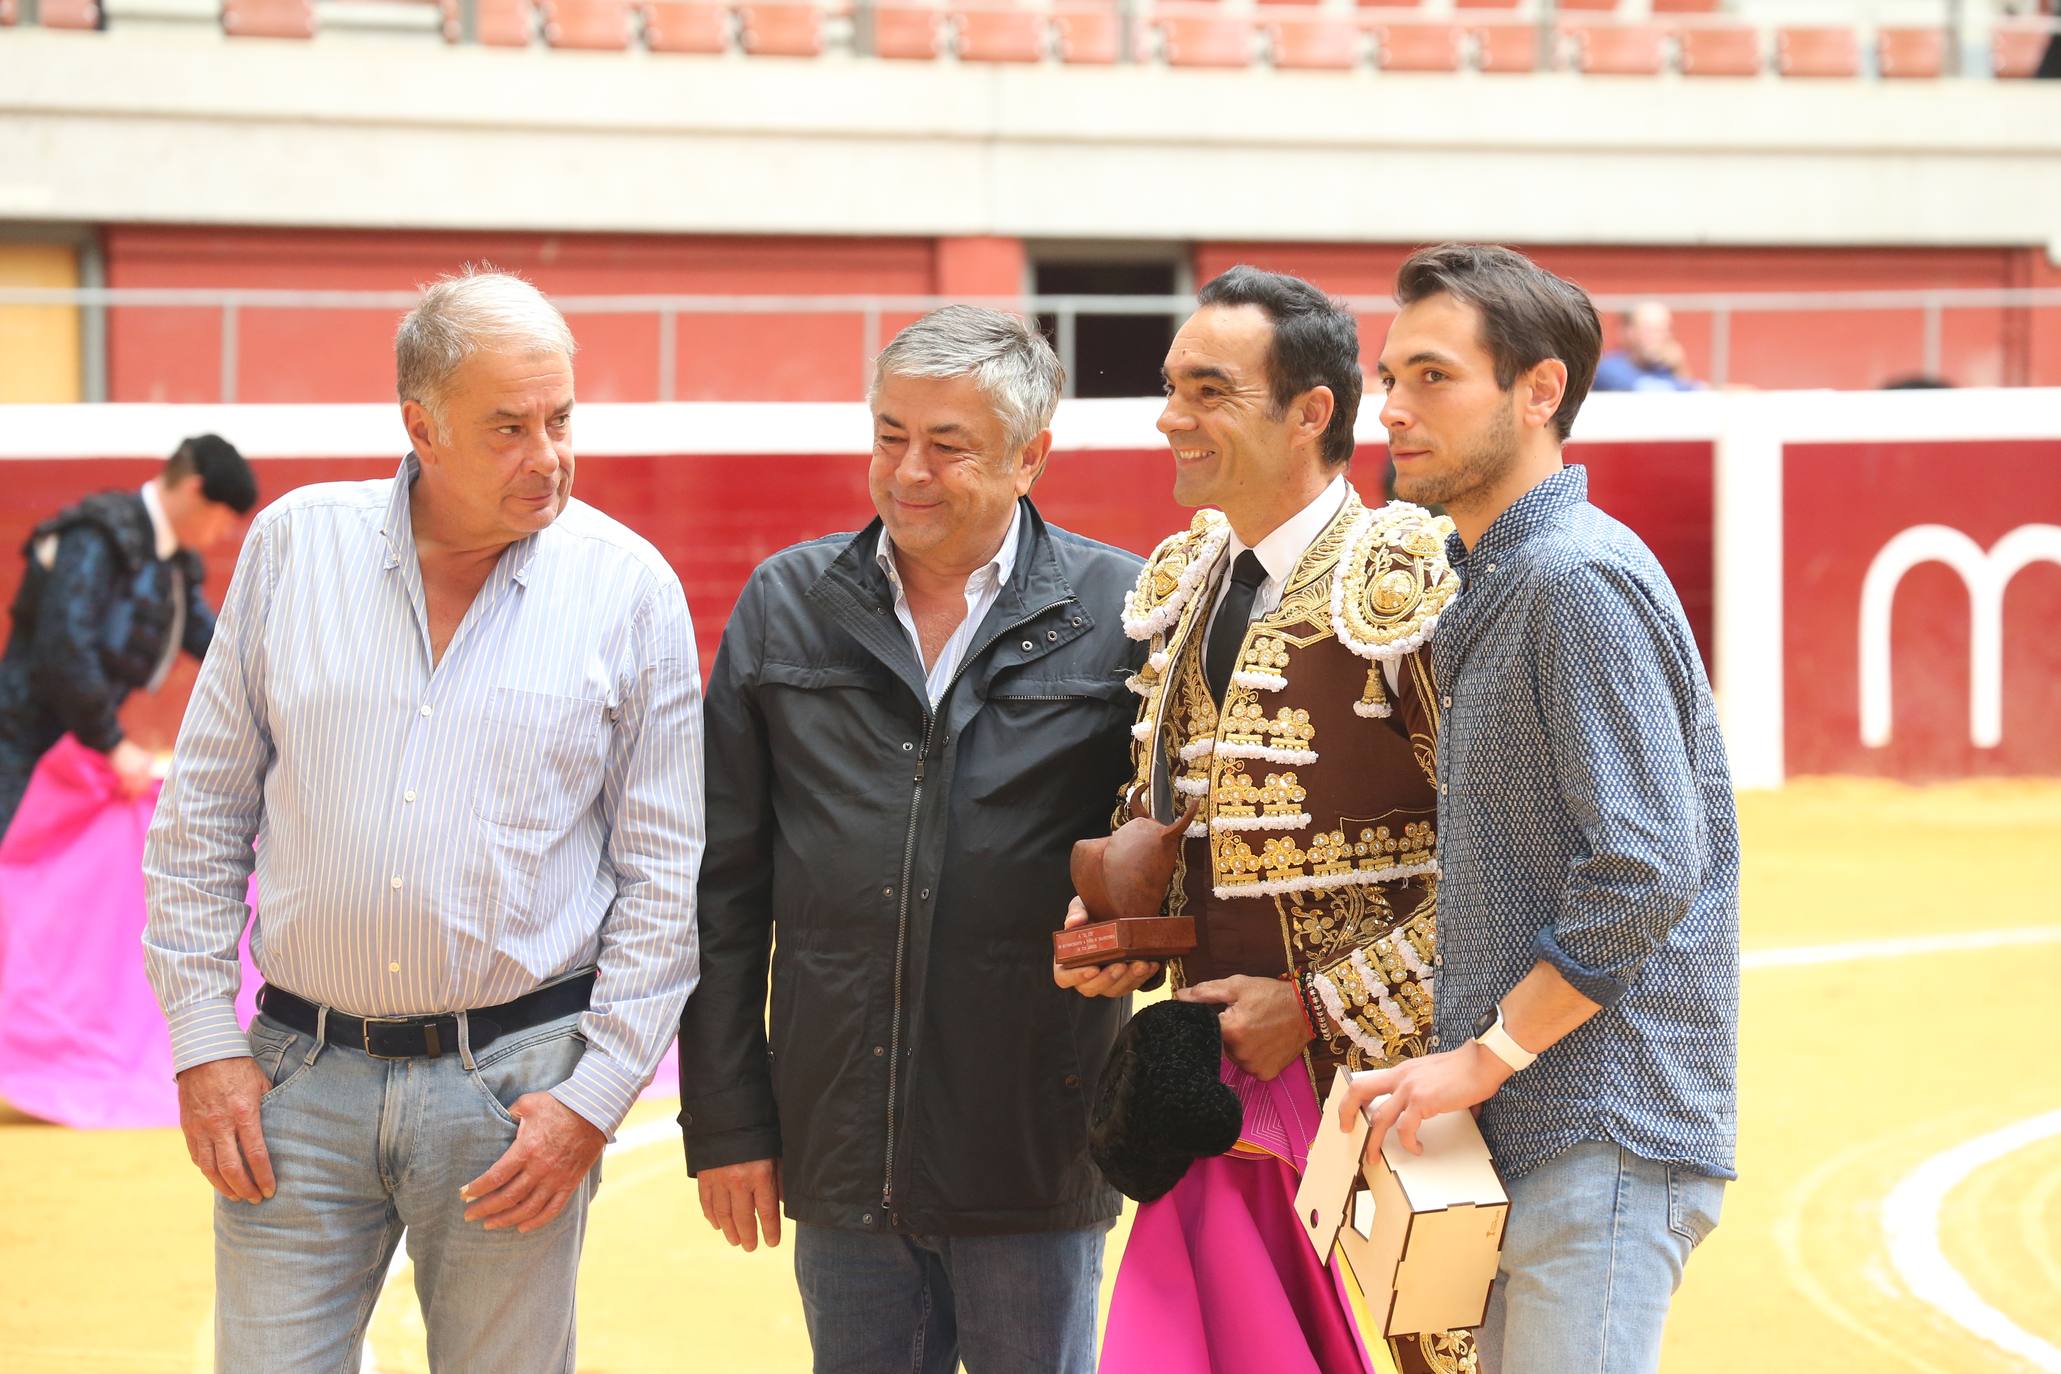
{"left": 1859, "top": 524, "right": 2061, "bottom": 749}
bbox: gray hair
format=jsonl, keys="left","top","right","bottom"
{"left": 395, "top": 267, "right": 577, "bottom": 425}
{"left": 869, "top": 305, "right": 1064, "bottom": 453}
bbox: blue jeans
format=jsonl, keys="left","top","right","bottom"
{"left": 1475, "top": 1140, "right": 1725, "bottom": 1374}
{"left": 793, "top": 1220, "right": 1109, "bottom": 1374}
{"left": 213, "top": 1008, "right": 598, "bottom": 1373}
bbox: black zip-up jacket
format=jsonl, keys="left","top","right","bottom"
{"left": 3, "top": 490, "right": 215, "bottom": 752}
{"left": 678, "top": 500, "right": 1146, "bottom": 1236}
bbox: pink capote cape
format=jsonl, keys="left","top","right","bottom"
{"left": 0, "top": 738, "right": 261, "bottom": 1127}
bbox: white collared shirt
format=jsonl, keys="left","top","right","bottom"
{"left": 139, "top": 479, "right": 179, "bottom": 560}
{"left": 1205, "top": 473, "right": 1350, "bottom": 634}
{"left": 876, "top": 504, "right": 1023, "bottom": 706}
{"left": 1203, "top": 474, "right": 1398, "bottom": 691}
{"left": 139, "top": 481, "right": 186, "bottom": 690}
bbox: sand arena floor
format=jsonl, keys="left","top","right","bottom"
{"left": 3, "top": 779, "right": 2057, "bottom": 1373}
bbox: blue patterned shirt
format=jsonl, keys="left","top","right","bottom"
{"left": 143, "top": 455, "right": 705, "bottom": 1137}
{"left": 1429, "top": 466, "right": 1738, "bottom": 1181}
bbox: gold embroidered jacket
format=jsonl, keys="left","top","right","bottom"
{"left": 1120, "top": 491, "right": 1459, "bottom": 1092}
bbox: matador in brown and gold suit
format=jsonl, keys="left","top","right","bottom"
{"left": 1098, "top": 484, "right": 1479, "bottom": 1374}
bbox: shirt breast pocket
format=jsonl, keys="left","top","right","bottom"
{"left": 472, "top": 687, "right": 611, "bottom": 831}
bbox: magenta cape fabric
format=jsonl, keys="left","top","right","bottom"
{"left": 0, "top": 738, "right": 262, "bottom": 1128}
{"left": 0, "top": 738, "right": 681, "bottom": 1129}
{"left": 1100, "top": 1058, "right": 1376, "bottom": 1374}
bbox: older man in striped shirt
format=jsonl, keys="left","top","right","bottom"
{"left": 142, "top": 270, "right": 703, "bottom": 1372}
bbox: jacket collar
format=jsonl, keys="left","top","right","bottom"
{"left": 809, "top": 498, "right": 1086, "bottom": 708}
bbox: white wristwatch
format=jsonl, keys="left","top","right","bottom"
{"left": 1472, "top": 1004, "right": 1538, "bottom": 1073}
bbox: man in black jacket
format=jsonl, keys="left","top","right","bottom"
{"left": 678, "top": 307, "right": 1145, "bottom": 1374}
{"left": 0, "top": 434, "right": 256, "bottom": 836}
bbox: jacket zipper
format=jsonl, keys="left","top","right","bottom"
{"left": 880, "top": 597, "right": 1069, "bottom": 1220}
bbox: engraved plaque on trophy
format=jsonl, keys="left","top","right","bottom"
{"left": 1053, "top": 792, "right": 1201, "bottom": 969}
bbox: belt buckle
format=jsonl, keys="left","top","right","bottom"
{"left": 360, "top": 1016, "right": 425, "bottom": 1060}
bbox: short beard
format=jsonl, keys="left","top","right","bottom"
{"left": 1395, "top": 403, "right": 1519, "bottom": 509}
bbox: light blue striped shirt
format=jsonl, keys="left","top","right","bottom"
{"left": 142, "top": 455, "right": 704, "bottom": 1136}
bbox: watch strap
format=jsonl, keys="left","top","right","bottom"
{"left": 1474, "top": 1010, "right": 1537, "bottom": 1073}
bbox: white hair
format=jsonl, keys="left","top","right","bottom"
{"left": 395, "top": 266, "right": 576, "bottom": 424}
{"left": 869, "top": 305, "right": 1064, "bottom": 453}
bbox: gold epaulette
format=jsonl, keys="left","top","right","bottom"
{"left": 1330, "top": 500, "right": 1460, "bottom": 665}
{"left": 1122, "top": 508, "right": 1232, "bottom": 642}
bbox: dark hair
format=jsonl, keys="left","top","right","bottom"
{"left": 164, "top": 434, "right": 258, "bottom": 514}
{"left": 1394, "top": 244, "right": 1602, "bottom": 443}
{"left": 1195, "top": 265, "right": 1362, "bottom": 466}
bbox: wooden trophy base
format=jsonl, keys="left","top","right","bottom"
{"left": 1052, "top": 915, "right": 1197, "bottom": 969}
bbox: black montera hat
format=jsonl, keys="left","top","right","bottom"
{"left": 1088, "top": 1000, "right": 1243, "bottom": 1204}
{"left": 175, "top": 434, "right": 258, "bottom": 514}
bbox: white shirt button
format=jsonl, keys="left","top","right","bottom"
{"left": 419, "top": 704, "right": 433, "bottom": 718}
{"left": 390, "top": 875, "right": 403, "bottom": 890}
{"left": 1441, "top": 695, "right": 1452, "bottom": 709}
{"left": 404, "top": 789, "right": 417, "bottom": 803}
{"left": 1441, "top": 783, "right": 1449, "bottom": 795}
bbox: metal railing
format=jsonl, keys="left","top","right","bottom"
{"left": 6, "top": 285, "right": 2061, "bottom": 400}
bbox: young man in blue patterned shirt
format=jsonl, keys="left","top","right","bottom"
{"left": 1339, "top": 244, "right": 1739, "bottom": 1374}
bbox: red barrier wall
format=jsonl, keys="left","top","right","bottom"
{"left": 0, "top": 442, "right": 1712, "bottom": 754}
{"left": 1783, "top": 439, "right": 2061, "bottom": 778}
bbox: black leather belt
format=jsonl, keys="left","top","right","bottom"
{"left": 255, "top": 971, "right": 596, "bottom": 1061}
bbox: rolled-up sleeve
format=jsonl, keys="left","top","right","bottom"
{"left": 142, "top": 514, "right": 278, "bottom": 1072}
{"left": 550, "top": 575, "right": 705, "bottom": 1138}
{"left": 1533, "top": 561, "right": 1707, "bottom": 1007}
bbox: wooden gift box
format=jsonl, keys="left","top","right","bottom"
{"left": 1295, "top": 1069, "right": 1510, "bottom": 1337}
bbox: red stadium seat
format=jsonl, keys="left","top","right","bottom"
{"left": 223, "top": 0, "right": 316, "bottom": 37}
{"left": 1650, "top": 0, "right": 1719, "bottom": 12}
{"left": 1268, "top": 13, "right": 1360, "bottom": 70}
{"left": 1451, "top": 0, "right": 1516, "bottom": 7}
{"left": 737, "top": 1, "right": 821, "bottom": 54}
{"left": 871, "top": 5, "right": 941, "bottom": 57}
{"left": 953, "top": 6, "right": 1044, "bottom": 61}
{"left": 540, "top": 0, "right": 631, "bottom": 47}
{"left": 1373, "top": 21, "right": 1460, "bottom": 71}
{"left": 442, "top": 0, "right": 534, "bottom": 44}
{"left": 1156, "top": 8, "right": 1253, "bottom": 67}
{"left": 1555, "top": 0, "right": 1617, "bottom": 10}
{"left": 1992, "top": 24, "right": 2053, "bottom": 78}
{"left": 642, "top": 0, "right": 728, "bottom": 51}
{"left": 5, "top": 0, "right": 105, "bottom": 23}
{"left": 32, "top": 0, "right": 102, "bottom": 25}
{"left": 1053, "top": 4, "right": 1121, "bottom": 63}
{"left": 1678, "top": 25, "right": 1759, "bottom": 76}
{"left": 1776, "top": 25, "right": 1859, "bottom": 78}
{"left": 1571, "top": 22, "right": 1665, "bottom": 75}
{"left": 1473, "top": 22, "right": 1538, "bottom": 72}
{"left": 1877, "top": 26, "right": 1945, "bottom": 79}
